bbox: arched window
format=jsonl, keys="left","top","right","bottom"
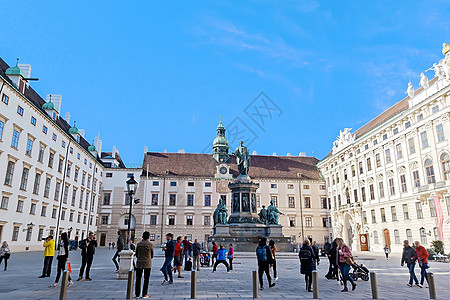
{"left": 394, "top": 229, "right": 400, "bottom": 244}
{"left": 420, "top": 227, "right": 427, "bottom": 245}
{"left": 424, "top": 159, "right": 436, "bottom": 184}
{"left": 406, "top": 229, "right": 413, "bottom": 244}
{"left": 441, "top": 153, "right": 450, "bottom": 180}
{"left": 373, "top": 231, "right": 379, "bottom": 244}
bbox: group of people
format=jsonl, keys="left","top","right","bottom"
{"left": 210, "top": 241, "right": 235, "bottom": 272}
{"left": 401, "top": 240, "right": 430, "bottom": 288}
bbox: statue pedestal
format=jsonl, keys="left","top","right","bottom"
{"left": 214, "top": 224, "right": 231, "bottom": 236}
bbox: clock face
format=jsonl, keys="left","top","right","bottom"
{"left": 219, "top": 166, "right": 228, "bottom": 174}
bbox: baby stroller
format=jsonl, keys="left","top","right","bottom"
{"left": 200, "top": 251, "right": 211, "bottom": 267}
{"left": 349, "top": 262, "right": 370, "bottom": 281}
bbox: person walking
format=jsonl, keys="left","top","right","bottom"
{"left": 39, "top": 235, "right": 55, "bottom": 278}
{"left": 53, "top": 232, "right": 73, "bottom": 288}
{"left": 227, "top": 244, "right": 234, "bottom": 271}
{"left": 192, "top": 239, "right": 201, "bottom": 271}
{"left": 112, "top": 231, "right": 124, "bottom": 272}
{"left": 182, "top": 236, "right": 191, "bottom": 263}
{"left": 256, "top": 237, "right": 275, "bottom": 290}
{"left": 325, "top": 239, "right": 339, "bottom": 281}
{"left": 211, "top": 241, "right": 218, "bottom": 265}
{"left": 0, "top": 241, "right": 11, "bottom": 271}
{"left": 160, "top": 233, "right": 175, "bottom": 285}
{"left": 383, "top": 245, "right": 390, "bottom": 260}
{"left": 312, "top": 241, "right": 321, "bottom": 266}
{"left": 299, "top": 239, "right": 319, "bottom": 292}
{"left": 77, "top": 232, "right": 97, "bottom": 281}
{"left": 336, "top": 238, "right": 356, "bottom": 292}
{"left": 212, "top": 244, "right": 229, "bottom": 272}
{"left": 171, "top": 236, "right": 184, "bottom": 278}
{"left": 414, "top": 241, "right": 429, "bottom": 288}
{"left": 135, "top": 231, "right": 154, "bottom": 299}
{"left": 401, "top": 240, "right": 419, "bottom": 287}
{"left": 268, "top": 240, "right": 277, "bottom": 280}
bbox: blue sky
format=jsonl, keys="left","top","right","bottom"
{"left": 1, "top": 1, "right": 449, "bottom": 165}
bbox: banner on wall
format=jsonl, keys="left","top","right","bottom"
{"left": 433, "top": 196, "right": 444, "bottom": 241}
{"left": 360, "top": 234, "right": 369, "bottom": 251}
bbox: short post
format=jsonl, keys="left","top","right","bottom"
{"left": 126, "top": 269, "right": 134, "bottom": 299}
{"left": 252, "top": 270, "right": 259, "bottom": 298}
{"left": 370, "top": 271, "right": 378, "bottom": 299}
{"left": 59, "top": 270, "right": 69, "bottom": 300}
{"left": 190, "top": 270, "right": 197, "bottom": 299}
{"left": 312, "top": 270, "right": 319, "bottom": 299}
{"left": 427, "top": 271, "right": 436, "bottom": 299}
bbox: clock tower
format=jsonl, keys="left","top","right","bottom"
{"left": 212, "top": 117, "right": 230, "bottom": 163}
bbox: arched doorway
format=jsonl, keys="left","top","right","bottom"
{"left": 383, "top": 229, "right": 391, "bottom": 249}
{"left": 118, "top": 214, "right": 136, "bottom": 242}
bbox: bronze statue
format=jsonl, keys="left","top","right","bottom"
{"left": 267, "top": 200, "right": 284, "bottom": 225}
{"left": 213, "top": 199, "right": 228, "bottom": 225}
{"left": 259, "top": 205, "right": 268, "bottom": 224}
{"left": 233, "top": 141, "right": 250, "bottom": 176}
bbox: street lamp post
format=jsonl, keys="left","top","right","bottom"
{"left": 125, "top": 175, "right": 138, "bottom": 250}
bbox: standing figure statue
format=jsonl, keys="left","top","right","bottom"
{"left": 406, "top": 81, "right": 414, "bottom": 98}
{"left": 419, "top": 72, "right": 429, "bottom": 89}
{"left": 259, "top": 205, "right": 268, "bottom": 224}
{"left": 233, "top": 141, "right": 250, "bottom": 176}
{"left": 267, "top": 200, "right": 284, "bottom": 225}
{"left": 213, "top": 199, "right": 228, "bottom": 225}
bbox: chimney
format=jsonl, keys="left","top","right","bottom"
{"left": 112, "top": 146, "right": 117, "bottom": 158}
{"left": 78, "top": 129, "right": 85, "bottom": 138}
{"left": 94, "top": 136, "right": 102, "bottom": 154}
{"left": 144, "top": 146, "right": 148, "bottom": 153}
{"left": 252, "top": 150, "right": 257, "bottom": 155}
{"left": 178, "top": 149, "right": 185, "bottom": 153}
{"left": 65, "top": 112, "right": 70, "bottom": 124}
{"left": 46, "top": 95, "right": 62, "bottom": 113}
{"left": 299, "top": 152, "right": 306, "bottom": 157}
{"left": 164, "top": 149, "right": 167, "bottom": 153}
{"left": 18, "top": 64, "right": 31, "bottom": 86}
{"left": 287, "top": 153, "right": 291, "bottom": 156}
{"left": 272, "top": 152, "right": 277, "bottom": 156}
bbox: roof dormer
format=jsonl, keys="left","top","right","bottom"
{"left": 5, "top": 58, "right": 26, "bottom": 93}
{"left": 69, "top": 121, "right": 81, "bottom": 142}
{"left": 42, "top": 95, "right": 59, "bottom": 121}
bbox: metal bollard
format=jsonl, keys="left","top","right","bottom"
{"left": 190, "top": 270, "right": 197, "bottom": 299}
{"left": 370, "top": 271, "right": 378, "bottom": 299}
{"left": 126, "top": 269, "right": 134, "bottom": 299}
{"left": 312, "top": 270, "right": 319, "bottom": 299}
{"left": 252, "top": 270, "right": 259, "bottom": 298}
{"left": 59, "top": 270, "right": 69, "bottom": 300}
{"left": 427, "top": 271, "right": 436, "bottom": 299}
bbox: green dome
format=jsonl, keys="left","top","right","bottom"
{"left": 69, "top": 125, "right": 79, "bottom": 134}
{"left": 88, "top": 144, "right": 97, "bottom": 152}
{"left": 5, "top": 59, "right": 24, "bottom": 76}
{"left": 42, "top": 101, "right": 56, "bottom": 111}
{"left": 213, "top": 135, "right": 228, "bottom": 146}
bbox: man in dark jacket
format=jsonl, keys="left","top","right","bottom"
{"left": 256, "top": 237, "right": 275, "bottom": 290}
{"left": 135, "top": 231, "right": 154, "bottom": 298}
{"left": 192, "top": 239, "right": 201, "bottom": 271}
{"left": 182, "top": 236, "right": 192, "bottom": 263}
{"left": 401, "top": 240, "right": 419, "bottom": 286}
{"left": 112, "top": 231, "right": 124, "bottom": 272}
{"left": 325, "top": 240, "right": 338, "bottom": 280}
{"left": 77, "top": 232, "right": 97, "bottom": 281}
{"left": 160, "top": 233, "right": 175, "bottom": 284}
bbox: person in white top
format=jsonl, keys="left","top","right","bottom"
{"left": 383, "top": 245, "right": 391, "bottom": 260}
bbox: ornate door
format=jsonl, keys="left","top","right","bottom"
{"left": 383, "top": 229, "right": 391, "bottom": 248}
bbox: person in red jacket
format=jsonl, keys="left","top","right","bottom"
{"left": 211, "top": 241, "right": 219, "bottom": 265}
{"left": 414, "top": 241, "right": 429, "bottom": 287}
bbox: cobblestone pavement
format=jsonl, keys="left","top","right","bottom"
{"left": 0, "top": 248, "right": 448, "bottom": 299}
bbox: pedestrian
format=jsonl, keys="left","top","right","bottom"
{"left": 414, "top": 241, "right": 429, "bottom": 288}
{"left": 401, "top": 240, "right": 419, "bottom": 287}
{"left": 268, "top": 240, "right": 277, "bottom": 280}
{"left": 112, "top": 242, "right": 115, "bottom": 249}
{"left": 39, "top": 235, "right": 55, "bottom": 278}
{"left": 53, "top": 232, "right": 73, "bottom": 288}
{"left": 171, "top": 236, "right": 184, "bottom": 278}
{"left": 256, "top": 237, "right": 275, "bottom": 290}
{"left": 299, "top": 239, "right": 319, "bottom": 292}
{"left": 325, "top": 239, "right": 339, "bottom": 281}
{"left": 312, "top": 241, "right": 321, "bottom": 266}
{"left": 336, "top": 238, "right": 356, "bottom": 292}
{"left": 160, "top": 233, "right": 175, "bottom": 285}
{"left": 135, "top": 231, "right": 154, "bottom": 299}
{"left": 211, "top": 241, "right": 218, "bottom": 265}
{"left": 212, "top": 244, "right": 230, "bottom": 272}
{"left": 192, "top": 239, "right": 201, "bottom": 271}
{"left": 227, "top": 244, "right": 234, "bottom": 271}
{"left": 112, "top": 231, "right": 124, "bottom": 272}
{"left": 109, "top": 242, "right": 111, "bottom": 249}
{"left": 384, "top": 245, "right": 390, "bottom": 260}
{"left": 0, "top": 241, "right": 11, "bottom": 271}
{"left": 77, "top": 232, "right": 97, "bottom": 281}
{"left": 182, "top": 236, "right": 192, "bottom": 263}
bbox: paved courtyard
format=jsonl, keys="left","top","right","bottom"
{"left": 0, "top": 248, "right": 448, "bottom": 299}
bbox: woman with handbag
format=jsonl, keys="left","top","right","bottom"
{"left": 336, "top": 238, "right": 356, "bottom": 292}
{"left": 0, "top": 241, "right": 11, "bottom": 271}
{"left": 171, "top": 236, "right": 184, "bottom": 278}
{"left": 227, "top": 244, "right": 234, "bottom": 271}
{"left": 53, "top": 232, "right": 73, "bottom": 288}
{"left": 414, "top": 241, "right": 429, "bottom": 288}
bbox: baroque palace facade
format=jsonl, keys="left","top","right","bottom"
{"left": 317, "top": 44, "right": 450, "bottom": 253}
{"left": 96, "top": 120, "right": 332, "bottom": 247}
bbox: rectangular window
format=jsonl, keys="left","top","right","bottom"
{"left": 33, "top": 173, "right": 41, "bottom": 195}
{"left": 361, "top": 187, "right": 366, "bottom": 202}
{"left": 393, "top": 127, "right": 399, "bottom": 135}
{"left": 375, "top": 154, "right": 381, "bottom": 168}
{"left": 61, "top": 210, "right": 66, "bottom": 220}
{"left": 38, "top": 146, "right": 45, "bottom": 163}
{"left": 353, "top": 189, "right": 358, "bottom": 202}
{"left": 388, "top": 178, "right": 395, "bottom": 195}
{"left": 168, "top": 215, "right": 175, "bottom": 225}
{"left": 17, "top": 200, "right": 24, "bottom": 212}
{"left": 20, "top": 167, "right": 29, "bottom": 191}
{"left": 305, "top": 216, "right": 312, "bottom": 227}
{"left": 186, "top": 215, "right": 193, "bottom": 226}
{"left": 170, "top": 181, "right": 176, "bottom": 186}
{"left": 417, "top": 114, "right": 423, "bottom": 121}
{"left": 289, "top": 196, "right": 295, "bottom": 208}
{"left": 151, "top": 193, "right": 158, "bottom": 205}
{"left": 42, "top": 125, "right": 48, "bottom": 134}
{"left": 429, "top": 200, "right": 436, "bottom": 217}
{"left": 0, "top": 120, "right": 4, "bottom": 139}
{"left": 365, "top": 144, "right": 369, "bottom": 150}
{"left": 26, "top": 139, "right": 33, "bottom": 156}
{"left": 420, "top": 131, "right": 429, "bottom": 148}
{"left": 369, "top": 184, "right": 375, "bottom": 200}
{"left": 188, "top": 182, "right": 194, "bottom": 187}
{"left": 351, "top": 165, "right": 356, "bottom": 177}
{"left": 48, "top": 152, "right": 55, "bottom": 168}
{"left": 187, "top": 194, "right": 194, "bottom": 206}
{"left": 52, "top": 133, "right": 57, "bottom": 141}
{"left": 408, "top": 138, "right": 415, "bottom": 154}
{"left": 378, "top": 181, "right": 385, "bottom": 198}
{"left": 103, "top": 193, "right": 111, "bottom": 205}
{"left": 41, "top": 205, "right": 47, "bottom": 217}
{"left": 373, "top": 139, "right": 378, "bottom": 146}
{"left": 101, "top": 215, "right": 109, "bottom": 225}
{"left": 205, "top": 182, "right": 211, "bottom": 187}
{"left": 204, "top": 194, "right": 211, "bottom": 206}
{"left": 52, "top": 208, "right": 57, "bottom": 218}
{"left": 288, "top": 184, "right": 294, "bottom": 189}
{"left": 413, "top": 170, "right": 420, "bottom": 187}
{"left": 74, "top": 169, "right": 79, "bottom": 181}
{"left": 169, "top": 194, "right": 176, "bottom": 206}
{"left": 150, "top": 215, "right": 157, "bottom": 225}
{"left": 415, "top": 202, "right": 423, "bottom": 219}
{"left": 380, "top": 208, "right": 386, "bottom": 222}
{"left": 391, "top": 206, "right": 397, "bottom": 221}
{"left": 54, "top": 182, "right": 61, "bottom": 201}
{"left": 71, "top": 188, "right": 77, "bottom": 206}
{"left": 304, "top": 196, "right": 311, "bottom": 208}
{"left": 432, "top": 105, "right": 439, "bottom": 114}
{"left": 30, "top": 203, "right": 37, "bottom": 215}
{"left": 405, "top": 121, "right": 411, "bottom": 129}
{"left": 322, "top": 217, "right": 328, "bottom": 228}
{"left": 367, "top": 158, "right": 372, "bottom": 171}
{"left": 371, "top": 209, "right": 376, "bottom": 223}
{"left": 270, "top": 183, "right": 277, "bottom": 188}
{"left": 400, "top": 175, "right": 407, "bottom": 193}
{"left": 58, "top": 158, "right": 64, "bottom": 173}
{"left": 382, "top": 133, "right": 388, "bottom": 140}
{"left": 152, "top": 181, "right": 159, "bottom": 186}
{"left": 4, "top": 161, "right": 15, "bottom": 186}
{"left": 61, "top": 141, "right": 65, "bottom": 148}
{"left": 79, "top": 190, "right": 84, "bottom": 208}
{"left": 31, "top": 116, "right": 36, "bottom": 126}
{"left": 436, "top": 124, "right": 445, "bottom": 142}
{"left": 63, "top": 185, "right": 69, "bottom": 203}
{"left": 1, "top": 94, "right": 9, "bottom": 104}
{"left": 66, "top": 164, "right": 71, "bottom": 177}
{"left": 44, "top": 177, "right": 51, "bottom": 198}
{"left": 11, "top": 129, "right": 20, "bottom": 148}
{"left": 359, "top": 162, "right": 364, "bottom": 174}
{"left": 385, "top": 148, "right": 391, "bottom": 163}
{"left": 362, "top": 211, "right": 367, "bottom": 224}
{"left": 12, "top": 226, "right": 19, "bottom": 241}
{"left": 17, "top": 105, "right": 24, "bottom": 116}
{"left": 204, "top": 215, "right": 211, "bottom": 226}
{"left": 1, "top": 196, "right": 9, "bottom": 209}
{"left": 321, "top": 197, "right": 327, "bottom": 209}
{"left": 289, "top": 217, "right": 296, "bottom": 227}
{"left": 396, "top": 144, "right": 403, "bottom": 159}
{"left": 403, "top": 204, "right": 409, "bottom": 220}
{"left": 303, "top": 185, "right": 310, "bottom": 189}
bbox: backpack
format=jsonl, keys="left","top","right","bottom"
{"left": 299, "top": 248, "right": 312, "bottom": 262}
{"left": 257, "top": 245, "right": 268, "bottom": 262}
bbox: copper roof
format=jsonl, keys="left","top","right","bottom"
{"left": 142, "top": 152, "right": 321, "bottom": 180}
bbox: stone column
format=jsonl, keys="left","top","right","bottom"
{"left": 117, "top": 249, "right": 134, "bottom": 280}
